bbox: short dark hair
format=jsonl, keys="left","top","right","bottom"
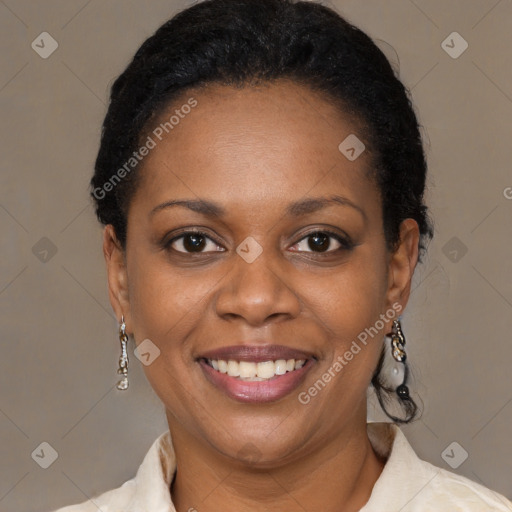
{"left": 91, "top": 0, "right": 433, "bottom": 423}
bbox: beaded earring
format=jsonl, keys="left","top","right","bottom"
{"left": 116, "top": 315, "right": 129, "bottom": 390}
{"left": 389, "top": 318, "right": 410, "bottom": 400}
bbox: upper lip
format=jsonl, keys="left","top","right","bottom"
{"left": 198, "top": 344, "right": 315, "bottom": 363}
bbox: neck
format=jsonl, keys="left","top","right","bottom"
{"left": 167, "top": 412, "right": 386, "bottom": 512}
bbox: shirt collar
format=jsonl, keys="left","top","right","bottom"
{"left": 362, "top": 422, "right": 439, "bottom": 511}
{"left": 128, "top": 428, "right": 177, "bottom": 512}
{"left": 127, "top": 422, "right": 427, "bottom": 511}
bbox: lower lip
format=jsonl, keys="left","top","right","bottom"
{"left": 199, "top": 359, "right": 314, "bottom": 403}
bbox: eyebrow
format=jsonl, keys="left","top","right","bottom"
{"left": 150, "top": 195, "right": 367, "bottom": 221}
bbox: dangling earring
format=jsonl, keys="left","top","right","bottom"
{"left": 116, "top": 315, "right": 129, "bottom": 390}
{"left": 389, "top": 318, "right": 410, "bottom": 400}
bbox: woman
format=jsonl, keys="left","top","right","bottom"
{"left": 52, "top": 0, "right": 512, "bottom": 510}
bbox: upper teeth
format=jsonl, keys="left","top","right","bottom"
{"left": 208, "top": 359, "right": 306, "bottom": 380}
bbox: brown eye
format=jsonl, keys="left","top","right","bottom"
{"left": 307, "top": 232, "right": 331, "bottom": 252}
{"left": 290, "top": 231, "right": 351, "bottom": 253}
{"left": 167, "top": 232, "right": 225, "bottom": 254}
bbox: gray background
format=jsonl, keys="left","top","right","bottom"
{"left": 1, "top": 0, "right": 511, "bottom": 510}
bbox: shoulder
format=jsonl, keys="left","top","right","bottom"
{"left": 365, "top": 423, "right": 512, "bottom": 511}
{"left": 48, "top": 430, "right": 174, "bottom": 512}
{"left": 416, "top": 460, "right": 512, "bottom": 511}
{"left": 48, "top": 479, "right": 136, "bottom": 512}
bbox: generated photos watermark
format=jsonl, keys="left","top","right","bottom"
{"left": 92, "top": 97, "right": 198, "bottom": 200}
{"left": 298, "top": 302, "right": 402, "bottom": 405}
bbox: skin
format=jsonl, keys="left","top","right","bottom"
{"left": 103, "top": 79, "right": 419, "bottom": 512}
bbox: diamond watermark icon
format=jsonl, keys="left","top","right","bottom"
{"left": 32, "top": 237, "right": 58, "bottom": 263}
{"left": 134, "top": 338, "right": 161, "bottom": 366}
{"left": 31, "top": 32, "right": 59, "bottom": 59}
{"left": 442, "top": 236, "right": 468, "bottom": 263}
{"left": 441, "top": 441, "right": 468, "bottom": 469}
{"left": 31, "top": 442, "right": 58, "bottom": 469}
{"left": 503, "top": 187, "right": 512, "bottom": 200}
{"left": 441, "top": 32, "right": 468, "bottom": 59}
{"left": 236, "top": 236, "right": 263, "bottom": 263}
{"left": 338, "top": 134, "right": 365, "bottom": 161}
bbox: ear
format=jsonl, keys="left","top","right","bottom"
{"left": 385, "top": 218, "right": 420, "bottom": 312}
{"left": 103, "top": 225, "right": 131, "bottom": 330}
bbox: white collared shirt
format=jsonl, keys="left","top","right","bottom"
{"left": 51, "top": 422, "right": 512, "bottom": 512}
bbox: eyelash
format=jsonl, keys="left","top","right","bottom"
{"left": 163, "top": 229, "right": 354, "bottom": 255}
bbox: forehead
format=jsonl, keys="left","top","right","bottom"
{"left": 132, "top": 80, "right": 380, "bottom": 219}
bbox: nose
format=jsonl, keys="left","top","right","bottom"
{"left": 214, "top": 247, "right": 301, "bottom": 327}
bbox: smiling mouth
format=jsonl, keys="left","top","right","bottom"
{"left": 203, "top": 358, "right": 307, "bottom": 381}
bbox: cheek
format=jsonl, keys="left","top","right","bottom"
{"left": 127, "top": 248, "right": 216, "bottom": 340}
{"left": 310, "top": 251, "right": 388, "bottom": 340}
{"left": 306, "top": 249, "right": 388, "bottom": 389}
{"left": 125, "top": 249, "right": 227, "bottom": 400}
{"left": 125, "top": 255, "right": 208, "bottom": 429}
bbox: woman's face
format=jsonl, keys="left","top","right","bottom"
{"left": 104, "top": 80, "right": 419, "bottom": 465}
